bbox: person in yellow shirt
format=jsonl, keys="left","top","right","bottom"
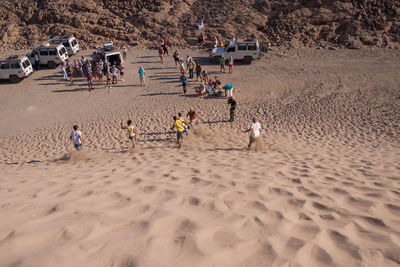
{"left": 170, "top": 116, "right": 185, "bottom": 148}
{"left": 120, "top": 119, "right": 138, "bottom": 150}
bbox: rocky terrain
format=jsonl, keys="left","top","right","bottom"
{"left": 0, "top": 0, "right": 400, "bottom": 50}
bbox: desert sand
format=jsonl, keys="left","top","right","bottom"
{"left": 0, "top": 48, "right": 399, "bottom": 267}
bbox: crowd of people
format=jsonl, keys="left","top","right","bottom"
{"left": 67, "top": 22, "right": 263, "bottom": 151}
{"left": 60, "top": 55, "right": 127, "bottom": 91}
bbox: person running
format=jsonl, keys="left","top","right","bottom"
{"left": 228, "top": 56, "right": 234, "bottom": 73}
{"left": 227, "top": 97, "right": 237, "bottom": 122}
{"left": 243, "top": 118, "right": 262, "bottom": 149}
{"left": 195, "top": 62, "right": 202, "bottom": 81}
{"left": 180, "top": 73, "right": 188, "bottom": 94}
{"left": 178, "top": 112, "right": 190, "bottom": 133}
{"left": 106, "top": 69, "right": 112, "bottom": 89}
{"left": 70, "top": 125, "right": 83, "bottom": 151}
{"left": 173, "top": 50, "right": 180, "bottom": 68}
{"left": 138, "top": 66, "right": 145, "bottom": 86}
{"left": 223, "top": 83, "right": 234, "bottom": 97}
{"left": 187, "top": 108, "right": 199, "bottom": 128}
{"left": 60, "top": 62, "right": 67, "bottom": 80}
{"left": 120, "top": 62, "right": 125, "bottom": 82}
{"left": 121, "top": 119, "right": 137, "bottom": 150}
{"left": 170, "top": 116, "right": 185, "bottom": 148}
{"left": 220, "top": 55, "right": 226, "bottom": 73}
{"left": 188, "top": 58, "right": 195, "bottom": 79}
{"left": 111, "top": 64, "right": 118, "bottom": 85}
{"left": 159, "top": 46, "right": 164, "bottom": 64}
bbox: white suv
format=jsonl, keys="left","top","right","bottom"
{"left": 210, "top": 39, "right": 268, "bottom": 64}
{"left": 26, "top": 43, "right": 69, "bottom": 69}
{"left": 0, "top": 55, "right": 33, "bottom": 83}
{"left": 49, "top": 35, "right": 80, "bottom": 56}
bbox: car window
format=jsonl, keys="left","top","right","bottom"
{"left": 71, "top": 39, "right": 77, "bottom": 46}
{"left": 238, "top": 44, "right": 247, "bottom": 51}
{"left": 10, "top": 63, "right": 20, "bottom": 69}
{"left": 227, "top": 47, "right": 235, "bottom": 52}
{"left": 22, "top": 60, "right": 30, "bottom": 68}
{"left": 59, "top": 47, "right": 67, "bottom": 55}
{"left": 40, "top": 50, "right": 49, "bottom": 56}
{"left": 49, "top": 49, "right": 57, "bottom": 56}
{"left": 248, "top": 44, "right": 257, "bottom": 50}
{"left": 0, "top": 63, "right": 10, "bottom": 69}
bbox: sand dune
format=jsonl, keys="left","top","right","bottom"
{"left": 0, "top": 48, "right": 399, "bottom": 266}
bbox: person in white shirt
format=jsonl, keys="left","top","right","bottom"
{"left": 70, "top": 125, "right": 83, "bottom": 151}
{"left": 243, "top": 118, "right": 262, "bottom": 148}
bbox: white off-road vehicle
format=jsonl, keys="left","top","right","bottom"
{"left": 26, "top": 43, "right": 69, "bottom": 69}
{"left": 210, "top": 39, "right": 268, "bottom": 64}
{"left": 0, "top": 55, "right": 33, "bottom": 83}
{"left": 92, "top": 44, "right": 123, "bottom": 71}
{"left": 49, "top": 35, "right": 80, "bottom": 56}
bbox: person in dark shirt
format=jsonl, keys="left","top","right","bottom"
{"left": 227, "top": 97, "right": 237, "bottom": 122}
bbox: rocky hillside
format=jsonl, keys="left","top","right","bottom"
{"left": 0, "top": 0, "right": 399, "bottom": 50}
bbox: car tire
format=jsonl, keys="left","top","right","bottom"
{"left": 47, "top": 61, "right": 57, "bottom": 69}
{"left": 243, "top": 56, "right": 252, "bottom": 64}
{"left": 9, "top": 75, "right": 21, "bottom": 83}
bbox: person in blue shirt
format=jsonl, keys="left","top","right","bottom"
{"left": 138, "top": 66, "right": 145, "bottom": 86}
{"left": 180, "top": 73, "right": 188, "bottom": 94}
{"left": 224, "top": 83, "right": 234, "bottom": 97}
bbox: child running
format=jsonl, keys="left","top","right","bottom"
{"left": 121, "top": 120, "right": 138, "bottom": 150}
{"left": 170, "top": 116, "right": 185, "bottom": 148}
{"left": 70, "top": 125, "right": 83, "bottom": 151}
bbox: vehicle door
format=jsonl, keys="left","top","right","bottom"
{"left": 39, "top": 49, "right": 49, "bottom": 63}
{"left": 237, "top": 43, "right": 248, "bottom": 59}
{"left": 9, "top": 62, "right": 23, "bottom": 78}
{"left": 0, "top": 62, "right": 10, "bottom": 79}
{"left": 48, "top": 48, "right": 59, "bottom": 63}
{"left": 247, "top": 43, "right": 259, "bottom": 58}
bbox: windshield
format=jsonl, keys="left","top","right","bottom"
{"left": 71, "top": 39, "right": 77, "bottom": 47}
{"left": 59, "top": 47, "right": 67, "bottom": 56}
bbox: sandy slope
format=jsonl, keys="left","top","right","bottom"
{"left": 0, "top": 48, "right": 399, "bottom": 267}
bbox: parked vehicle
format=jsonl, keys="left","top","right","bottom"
{"left": 92, "top": 44, "right": 123, "bottom": 71}
{"left": 210, "top": 39, "right": 268, "bottom": 64}
{"left": 0, "top": 55, "right": 33, "bottom": 83}
{"left": 49, "top": 35, "right": 80, "bottom": 56}
{"left": 26, "top": 43, "right": 68, "bottom": 69}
